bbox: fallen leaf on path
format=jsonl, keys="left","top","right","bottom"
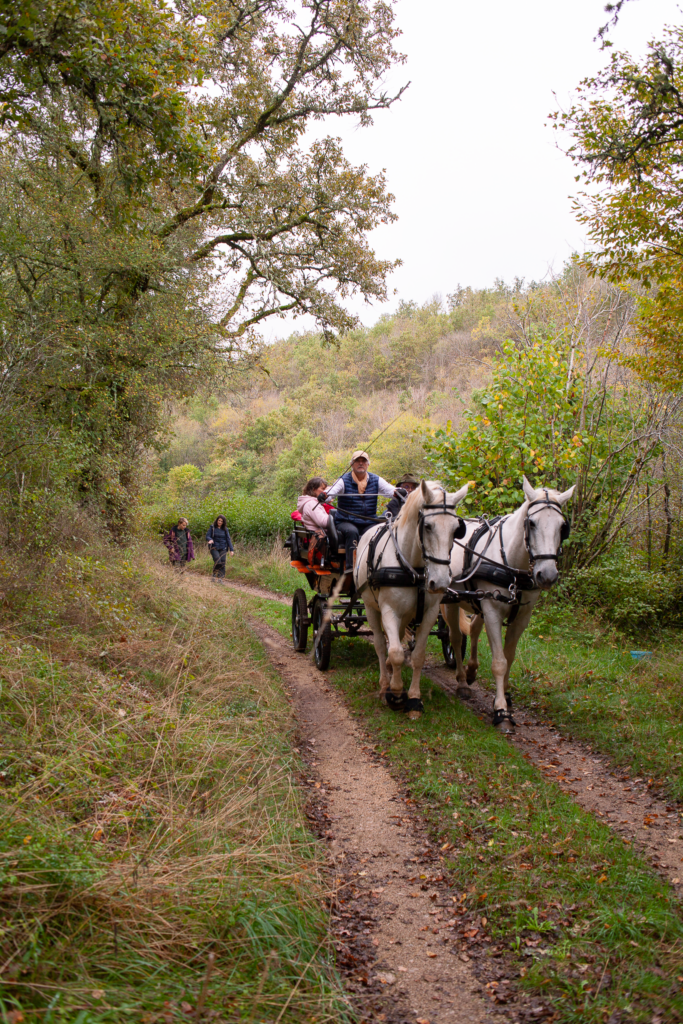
{"left": 459, "top": 953, "right": 470, "bottom": 962}
{"left": 374, "top": 972, "right": 396, "bottom": 985}
{"left": 397, "top": 966, "right": 408, "bottom": 972}
{"left": 427, "top": 951, "right": 438, "bottom": 958}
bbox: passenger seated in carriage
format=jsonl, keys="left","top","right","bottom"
{"left": 385, "top": 472, "right": 419, "bottom": 518}
{"left": 297, "top": 477, "right": 331, "bottom": 534}
{"left": 324, "top": 450, "right": 397, "bottom": 572}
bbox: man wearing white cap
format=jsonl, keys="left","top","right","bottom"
{"left": 325, "top": 451, "right": 397, "bottom": 572}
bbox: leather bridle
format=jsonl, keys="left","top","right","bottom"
{"left": 418, "top": 492, "right": 466, "bottom": 566}
{"left": 523, "top": 490, "right": 570, "bottom": 567}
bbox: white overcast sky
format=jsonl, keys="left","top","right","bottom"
{"left": 265, "top": 0, "right": 682, "bottom": 338}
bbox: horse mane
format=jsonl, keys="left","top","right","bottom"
{"left": 396, "top": 481, "right": 445, "bottom": 530}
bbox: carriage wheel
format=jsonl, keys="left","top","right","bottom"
{"left": 312, "top": 598, "right": 332, "bottom": 671}
{"left": 440, "top": 614, "right": 468, "bottom": 669}
{"left": 291, "top": 589, "right": 309, "bottom": 652}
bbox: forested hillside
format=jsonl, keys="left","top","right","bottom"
{"left": 147, "top": 265, "right": 683, "bottom": 591}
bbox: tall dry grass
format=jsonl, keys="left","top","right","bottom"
{"left": 0, "top": 543, "right": 348, "bottom": 1023}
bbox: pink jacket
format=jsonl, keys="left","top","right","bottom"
{"left": 297, "top": 494, "right": 330, "bottom": 533}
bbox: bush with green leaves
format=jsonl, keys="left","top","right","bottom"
{"left": 142, "top": 492, "right": 294, "bottom": 544}
{"left": 424, "top": 336, "right": 664, "bottom": 568}
{"left": 558, "top": 552, "right": 683, "bottom": 635}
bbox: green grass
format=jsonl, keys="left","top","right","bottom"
{"left": 447, "top": 599, "right": 683, "bottom": 803}
{"left": 0, "top": 547, "right": 349, "bottom": 1024}
{"left": 187, "top": 538, "right": 295, "bottom": 596}
{"left": 252, "top": 598, "right": 683, "bottom": 1024}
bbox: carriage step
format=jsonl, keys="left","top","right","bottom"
{"left": 290, "top": 560, "right": 309, "bottom": 572}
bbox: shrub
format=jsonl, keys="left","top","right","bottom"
{"left": 559, "top": 552, "right": 683, "bottom": 635}
{"left": 141, "top": 492, "right": 294, "bottom": 544}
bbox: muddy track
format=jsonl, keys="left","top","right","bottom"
{"left": 423, "top": 662, "right": 683, "bottom": 890}
{"left": 180, "top": 572, "right": 681, "bottom": 1020}
{"left": 213, "top": 574, "right": 682, "bottom": 891}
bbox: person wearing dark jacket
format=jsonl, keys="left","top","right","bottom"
{"left": 206, "top": 515, "right": 234, "bottom": 579}
{"left": 164, "top": 518, "right": 195, "bottom": 568}
{"left": 386, "top": 473, "right": 419, "bottom": 518}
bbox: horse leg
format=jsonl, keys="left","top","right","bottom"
{"left": 466, "top": 612, "right": 484, "bottom": 683}
{"left": 441, "top": 604, "right": 469, "bottom": 696}
{"left": 481, "top": 607, "right": 514, "bottom": 733}
{"left": 381, "top": 606, "right": 406, "bottom": 699}
{"left": 501, "top": 606, "right": 535, "bottom": 707}
{"left": 441, "top": 604, "right": 464, "bottom": 680}
{"left": 364, "top": 602, "right": 391, "bottom": 700}
{"left": 405, "top": 603, "right": 439, "bottom": 720}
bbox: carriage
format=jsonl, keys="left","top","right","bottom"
{"left": 284, "top": 515, "right": 458, "bottom": 670}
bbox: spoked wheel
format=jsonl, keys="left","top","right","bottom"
{"left": 292, "top": 588, "right": 309, "bottom": 652}
{"left": 312, "top": 597, "right": 332, "bottom": 671}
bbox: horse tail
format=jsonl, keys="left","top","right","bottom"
{"left": 459, "top": 606, "right": 472, "bottom": 636}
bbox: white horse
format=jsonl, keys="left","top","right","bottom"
{"left": 354, "top": 480, "right": 469, "bottom": 720}
{"left": 442, "top": 476, "right": 574, "bottom": 732}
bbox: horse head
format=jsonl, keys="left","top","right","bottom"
{"left": 522, "top": 476, "right": 575, "bottom": 590}
{"left": 401, "top": 480, "right": 469, "bottom": 593}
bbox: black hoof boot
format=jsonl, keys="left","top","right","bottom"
{"left": 406, "top": 697, "right": 424, "bottom": 720}
{"left": 385, "top": 690, "right": 408, "bottom": 711}
{"left": 492, "top": 707, "right": 516, "bottom": 732}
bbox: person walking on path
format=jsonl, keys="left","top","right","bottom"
{"left": 164, "top": 518, "right": 195, "bottom": 569}
{"left": 206, "top": 515, "right": 234, "bottom": 579}
{"left": 325, "top": 451, "right": 397, "bottom": 572}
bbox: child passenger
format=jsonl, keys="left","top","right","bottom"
{"left": 296, "top": 478, "right": 331, "bottom": 535}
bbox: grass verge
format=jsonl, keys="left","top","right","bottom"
{"left": 450, "top": 599, "right": 683, "bottom": 803}
{"left": 0, "top": 546, "right": 348, "bottom": 1024}
{"left": 185, "top": 538, "right": 294, "bottom": 597}
{"left": 253, "top": 597, "right": 683, "bottom": 1024}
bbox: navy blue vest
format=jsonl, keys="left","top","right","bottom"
{"left": 336, "top": 471, "right": 380, "bottom": 526}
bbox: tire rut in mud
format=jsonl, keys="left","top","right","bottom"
{"left": 424, "top": 661, "right": 683, "bottom": 890}
{"left": 253, "top": 618, "right": 516, "bottom": 1024}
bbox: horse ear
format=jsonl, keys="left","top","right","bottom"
{"left": 420, "top": 479, "right": 433, "bottom": 502}
{"left": 522, "top": 475, "right": 536, "bottom": 502}
{"left": 452, "top": 483, "right": 469, "bottom": 504}
{"left": 556, "top": 484, "right": 576, "bottom": 506}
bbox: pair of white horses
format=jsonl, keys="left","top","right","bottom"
{"left": 353, "top": 478, "right": 574, "bottom": 730}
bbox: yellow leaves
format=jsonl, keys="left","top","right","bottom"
{"left": 23, "top": 835, "right": 32, "bottom": 844}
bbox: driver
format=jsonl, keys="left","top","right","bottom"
{"left": 325, "top": 450, "right": 397, "bottom": 572}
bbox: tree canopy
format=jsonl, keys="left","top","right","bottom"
{"left": 557, "top": 23, "right": 683, "bottom": 389}
{"left": 0, "top": 0, "right": 405, "bottom": 531}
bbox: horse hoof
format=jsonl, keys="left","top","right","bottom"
{"left": 386, "top": 690, "right": 408, "bottom": 711}
{"left": 405, "top": 697, "right": 423, "bottom": 720}
{"left": 495, "top": 718, "right": 515, "bottom": 734}
{"left": 466, "top": 671, "right": 477, "bottom": 684}
{"left": 456, "top": 685, "right": 472, "bottom": 699}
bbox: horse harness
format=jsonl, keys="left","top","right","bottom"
{"left": 358, "top": 493, "right": 465, "bottom": 629}
{"left": 446, "top": 492, "right": 570, "bottom": 623}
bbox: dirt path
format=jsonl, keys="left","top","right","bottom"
{"left": 181, "top": 571, "right": 504, "bottom": 1022}
{"left": 212, "top": 576, "right": 290, "bottom": 605}
{"left": 199, "top": 573, "right": 682, "bottom": 890}
{"left": 423, "top": 661, "right": 683, "bottom": 889}
{"left": 254, "top": 618, "right": 504, "bottom": 1024}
